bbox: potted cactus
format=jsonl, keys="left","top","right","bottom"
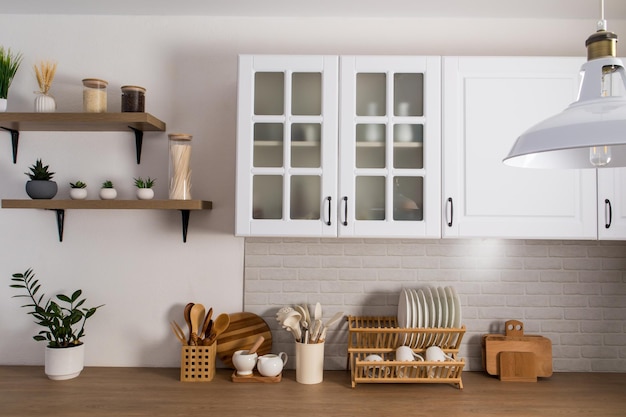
{"left": 69, "top": 181, "right": 87, "bottom": 200}
{"left": 9, "top": 268, "right": 103, "bottom": 380}
{"left": 25, "top": 159, "right": 57, "bottom": 199}
{"left": 99, "top": 180, "right": 117, "bottom": 200}
{"left": 134, "top": 177, "right": 155, "bottom": 200}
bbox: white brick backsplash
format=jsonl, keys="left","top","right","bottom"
{"left": 244, "top": 238, "right": 626, "bottom": 372}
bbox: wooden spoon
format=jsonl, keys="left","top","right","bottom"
{"left": 189, "top": 304, "right": 205, "bottom": 346}
{"left": 201, "top": 307, "right": 213, "bottom": 339}
{"left": 183, "top": 302, "right": 194, "bottom": 345}
{"left": 204, "top": 313, "right": 230, "bottom": 345}
{"left": 247, "top": 335, "right": 265, "bottom": 355}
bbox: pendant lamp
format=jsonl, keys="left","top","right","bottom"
{"left": 504, "top": 0, "right": 626, "bottom": 169}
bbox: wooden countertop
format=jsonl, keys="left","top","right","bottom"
{"left": 1, "top": 367, "right": 625, "bottom": 417}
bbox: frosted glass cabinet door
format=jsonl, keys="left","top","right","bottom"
{"left": 442, "top": 57, "right": 597, "bottom": 239}
{"left": 236, "top": 55, "right": 339, "bottom": 236}
{"left": 598, "top": 168, "right": 626, "bottom": 239}
{"left": 339, "top": 56, "right": 441, "bottom": 237}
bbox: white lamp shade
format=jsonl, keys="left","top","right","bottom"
{"left": 504, "top": 57, "right": 626, "bottom": 169}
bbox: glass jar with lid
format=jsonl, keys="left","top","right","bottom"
{"left": 168, "top": 133, "right": 192, "bottom": 200}
{"left": 121, "top": 85, "right": 146, "bottom": 112}
{"left": 82, "top": 78, "right": 108, "bottom": 112}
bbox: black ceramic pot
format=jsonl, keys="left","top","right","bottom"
{"left": 25, "top": 180, "right": 58, "bottom": 199}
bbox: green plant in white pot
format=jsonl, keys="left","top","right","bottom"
{"left": 25, "top": 159, "right": 57, "bottom": 199}
{"left": 0, "top": 46, "right": 23, "bottom": 112}
{"left": 9, "top": 268, "right": 103, "bottom": 380}
{"left": 69, "top": 180, "right": 87, "bottom": 200}
{"left": 134, "top": 176, "right": 155, "bottom": 200}
{"left": 99, "top": 179, "right": 117, "bottom": 200}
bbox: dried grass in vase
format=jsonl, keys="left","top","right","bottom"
{"left": 34, "top": 60, "right": 57, "bottom": 95}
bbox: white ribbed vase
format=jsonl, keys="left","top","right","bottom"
{"left": 34, "top": 93, "right": 56, "bottom": 112}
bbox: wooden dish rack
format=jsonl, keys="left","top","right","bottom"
{"left": 347, "top": 316, "right": 466, "bottom": 389}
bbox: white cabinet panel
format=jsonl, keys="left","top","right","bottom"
{"left": 598, "top": 168, "right": 626, "bottom": 239}
{"left": 443, "top": 57, "right": 597, "bottom": 239}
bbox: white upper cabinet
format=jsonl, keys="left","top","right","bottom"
{"left": 442, "top": 56, "right": 597, "bottom": 239}
{"left": 236, "top": 55, "right": 441, "bottom": 238}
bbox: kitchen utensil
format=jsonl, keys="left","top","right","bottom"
{"left": 201, "top": 307, "right": 213, "bottom": 339}
{"left": 311, "top": 319, "right": 322, "bottom": 343}
{"left": 205, "top": 313, "right": 230, "bottom": 345}
{"left": 189, "top": 304, "right": 205, "bottom": 345}
{"left": 183, "top": 302, "right": 194, "bottom": 344}
{"left": 323, "top": 311, "right": 343, "bottom": 329}
{"left": 314, "top": 302, "right": 321, "bottom": 322}
{"left": 170, "top": 321, "right": 186, "bottom": 345}
{"left": 302, "top": 303, "right": 312, "bottom": 330}
{"left": 293, "top": 305, "right": 308, "bottom": 329}
{"left": 247, "top": 335, "right": 265, "bottom": 355}
{"left": 482, "top": 320, "right": 552, "bottom": 377}
{"left": 216, "top": 312, "right": 272, "bottom": 368}
{"left": 282, "top": 314, "right": 303, "bottom": 342}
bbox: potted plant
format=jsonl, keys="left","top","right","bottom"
{"left": 0, "top": 46, "right": 23, "bottom": 112}
{"left": 99, "top": 180, "right": 117, "bottom": 200}
{"left": 134, "top": 176, "right": 155, "bottom": 200}
{"left": 25, "top": 159, "right": 57, "bottom": 199}
{"left": 69, "top": 181, "right": 87, "bottom": 200}
{"left": 9, "top": 268, "right": 103, "bottom": 380}
{"left": 33, "top": 59, "right": 57, "bottom": 112}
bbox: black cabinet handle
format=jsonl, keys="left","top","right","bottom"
{"left": 446, "top": 197, "right": 453, "bottom": 227}
{"left": 605, "top": 199, "right": 612, "bottom": 229}
{"left": 325, "top": 196, "right": 332, "bottom": 226}
{"left": 342, "top": 196, "right": 348, "bottom": 226}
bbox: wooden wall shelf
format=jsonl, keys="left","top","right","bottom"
{"left": 1, "top": 199, "right": 212, "bottom": 242}
{"left": 0, "top": 112, "right": 166, "bottom": 164}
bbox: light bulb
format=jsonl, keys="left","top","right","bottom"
{"left": 590, "top": 145, "right": 612, "bottom": 166}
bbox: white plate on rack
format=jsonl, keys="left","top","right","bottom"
{"left": 449, "top": 286, "right": 461, "bottom": 328}
{"left": 430, "top": 286, "right": 441, "bottom": 328}
{"left": 437, "top": 287, "right": 448, "bottom": 328}
{"left": 408, "top": 288, "right": 419, "bottom": 346}
{"left": 416, "top": 288, "right": 428, "bottom": 347}
{"left": 444, "top": 286, "right": 455, "bottom": 328}
{"left": 398, "top": 288, "right": 411, "bottom": 339}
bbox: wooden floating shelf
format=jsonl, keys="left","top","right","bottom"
{"left": 1, "top": 199, "right": 212, "bottom": 242}
{"left": 0, "top": 112, "right": 166, "bottom": 164}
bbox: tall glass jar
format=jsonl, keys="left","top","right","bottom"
{"left": 82, "top": 78, "right": 108, "bottom": 112}
{"left": 121, "top": 85, "right": 145, "bottom": 112}
{"left": 168, "top": 133, "right": 192, "bottom": 200}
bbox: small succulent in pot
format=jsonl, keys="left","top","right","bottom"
{"left": 25, "top": 159, "right": 57, "bottom": 199}
{"left": 99, "top": 179, "right": 117, "bottom": 200}
{"left": 69, "top": 181, "right": 87, "bottom": 200}
{"left": 134, "top": 177, "right": 155, "bottom": 200}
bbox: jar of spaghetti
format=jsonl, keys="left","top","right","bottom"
{"left": 121, "top": 85, "right": 146, "bottom": 112}
{"left": 82, "top": 78, "right": 108, "bottom": 112}
{"left": 168, "top": 133, "right": 192, "bottom": 200}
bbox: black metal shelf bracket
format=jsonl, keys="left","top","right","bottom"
{"left": 1, "top": 127, "right": 19, "bottom": 164}
{"left": 51, "top": 209, "right": 65, "bottom": 242}
{"left": 130, "top": 127, "right": 143, "bottom": 164}
{"left": 180, "top": 210, "right": 190, "bottom": 243}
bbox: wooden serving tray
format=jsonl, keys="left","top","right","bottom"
{"left": 231, "top": 371, "right": 281, "bottom": 383}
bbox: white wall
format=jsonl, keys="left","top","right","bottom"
{"left": 1, "top": 14, "right": 625, "bottom": 367}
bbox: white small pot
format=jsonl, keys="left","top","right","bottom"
{"left": 99, "top": 188, "right": 117, "bottom": 200}
{"left": 0, "top": 98, "right": 7, "bottom": 112}
{"left": 45, "top": 344, "right": 85, "bottom": 381}
{"left": 70, "top": 188, "right": 88, "bottom": 200}
{"left": 136, "top": 188, "right": 154, "bottom": 200}
{"left": 34, "top": 93, "right": 56, "bottom": 112}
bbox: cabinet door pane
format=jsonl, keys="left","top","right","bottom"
{"left": 291, "top": 123, "right": 321, "bottom": 168}
{"left": 394, "top": 176, "right": 423, "bottom": 220}
{"left": 394, "top": 124, "right": 423, "bottom": 169}
{"left": 356, "top": 73, "right": 386, "bottom": 116}
{"left": 291, "top": 176, "right": 321, "bottom": 220}
{"left": 394, "top": 73, "right": 423, "bottom": 116}
{"left": 253, "top": 175, "right": 283, "bottom": 219}
{"left": 292, "top": 73, "right": 322, "bottom": 115}
{"left": 254, "top": 123, "right": 283, "bottom": 167}
{"left": 254, "top": 72, "right": 284, "bottom": 115}
{"left": 355, "top": 176, "right": 385, "bottom": 220}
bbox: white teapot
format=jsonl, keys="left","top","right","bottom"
{"left": 257, "top": 352, "right": 288, "bottom": 377}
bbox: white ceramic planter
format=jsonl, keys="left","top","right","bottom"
{"left": 136, "top": 188, "right": 154, "bottom": 200}
{"left": 0, "top": 98, "right": 7, "bottom": 112}
{"left": 45, "top": 344, "right": 85, "bottom": 381}
{"left": 34, "top": 94, "right": 56, "bottom": 112}
{"left": 99, "top": 188, "right": 117, "bottom": 200}
{"left": 70, "top": 188, "right": 88, "bottom": 200}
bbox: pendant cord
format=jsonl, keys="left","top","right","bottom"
{"left": 598, "top": 0, "right": 607, "bottom": 31}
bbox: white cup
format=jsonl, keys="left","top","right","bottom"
{"left": 257, "top": 352, "right": 288, "bottom": 377}
{"left": 232, "top": 350, "right": 258, "bottom": 376}
{"left": 425, "top": 346, "right": 454, "bottom": 362}
{"left": 363, "top": 354, "right": 390, "bottom": 378}
{"left": 395, "top": 346, "right": 424, "bottom": 362}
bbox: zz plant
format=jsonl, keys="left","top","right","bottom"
{"left": 10, "top": 268, "right": 103, "bottom": 348}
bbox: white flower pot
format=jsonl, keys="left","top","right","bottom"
{"left": 136, "top": 188, "right": 154, "bottom": 200}
{"left": 99, "top": 188, "right": 117, "bottom": 200}
{"left": 0, "top": 98, "right": 7, "bottom": 112}
{"left": 34, "top": 93, "right": 56, "bottom": 112}
{"left": 70, "top": 188, "right": 88, "bottom": 200}
{"left": 45, "top": 344, "right": 85, "bottom": 381}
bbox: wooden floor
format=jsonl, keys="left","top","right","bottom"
{"left": 1, "top": 367, "right": 625, "bottom": 417}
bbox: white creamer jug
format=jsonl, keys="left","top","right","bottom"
{"left": 257, "top": 352, "right": 288, "bottom": 377}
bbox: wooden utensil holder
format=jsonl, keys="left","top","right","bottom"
{"left": 180, "top": 344, "right": 216, "bottom": 382}
{"left": 347, "top": 316, "right": 466, "bottom": 389}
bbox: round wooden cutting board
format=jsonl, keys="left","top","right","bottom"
{"left": 216, "top": 312, "right": 272, "bottom": 368}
